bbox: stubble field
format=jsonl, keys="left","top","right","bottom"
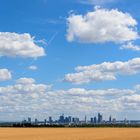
{"left": 0, "top": 128, "right": 140, "bottom": 140}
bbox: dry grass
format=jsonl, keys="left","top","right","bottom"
{"left": 0, "top": 128, "right": 140, "bottom": 140}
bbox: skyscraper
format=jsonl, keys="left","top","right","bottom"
{"left": 94, "top": 116, "right": 97, "bottom": 124}
{"left": 85, "top": 115, "right": 87, "bottom": 123}
{"left": 109, "top": 115, "right": 112, "bottom": 123}
{"left": 59, "top": 114, "right": 65, "bottom": 123}
{"left": 28, "top": 117, "right": 31, "bottom": 124}
{"left": 90, "top": 117, "right": 94, "bottom": 123}
{"left": 98, "top": 113, "right": 103, "bottom": 123}
{"left": 49, "top": 116, "right": 53, "bottom": 124}
{"left": 35, "top": 118, "right": 38, "bottom": 124}
{"left": 68, "top": 116, "right": 72, "bottom": 123}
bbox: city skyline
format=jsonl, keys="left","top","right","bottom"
{"left": 0, "top": 0, "right": 140, "bottom": 121}
{"left": 13, "top": 113, "right": 140, "bottom": 125}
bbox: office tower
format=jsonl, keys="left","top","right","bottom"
{"left": 44, "top": 119, "right": 47, "bottom": 124}
{"left": 94, "top": 116, "right": 97, "bottom": 124}
{"left": 35, "top": 118, "right": 38, "bottom": 124}
{"left": 75, "top": 118, "right": 80, "bottom": 124}
{"left": 72, "top": 117, "right": 75, "bottom": 123}
{"left": 90, "top": 117, "right": 94, "bottom": 123}
{"left": 65, "top": 117, "right": 69, "bottom": 123}
{"left": 22, "top": 119, "right": 27, "bottom": 124}
{"left": 98, "top": 113, "right": 103, "bottom": 123}
{"left": 68, "top": 116, "right": 72, "bottom": 123}
{"left": 49, "top": 116, "right": 53, "bottom": 124}
{"left": 28, "top": 117, "right": 31, "bottom": 124}
{"left": 72, "top": 117, "right": 79, "bottom": 124}
{"left": 109, "top": 115, "right": 112, "bottom": 123}
{"left": 59, "top": 114, "right": 65, "bottom": 123}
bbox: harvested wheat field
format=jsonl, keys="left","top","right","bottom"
{"left": 0, "top": 128, "right": 140, "bottom": 140}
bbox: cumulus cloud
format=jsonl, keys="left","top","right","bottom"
{"left": 0, "top": 69, "right": 12, "bottom": 81}
{"left": 28, "top": 65, "right": 38, "bottom": 71}
{"left": 0, "top": 32, "right": 45, "bottom": 58}
{"left": 65, "top": 88, "right": 135, "bottom": 97}
{"left": 65, "top": 57, "right": 140, "bottom": 84}
{"left": 0, "top": 77, "right": 52, "bottom": 95}
{"left": 66, "top": 7, "right": 139, "bottom": 43}
{"left": 120, "top": 42, "right": 140, "bottom": 51}
{"left": 120, "top": 94, "right": 140, "bottom": 104}
{"left": 0, "top": 80, "right": 140, "bottom": 120}
{"left": 16, "top": 77, "right": 36, "bottom": 85}
{"left": 65, "top": 71, "right": 116, "bottom": 84}
{"left": 134, "top": 84, "right": 140, "bottom": 91}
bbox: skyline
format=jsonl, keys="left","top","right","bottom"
{"left": 0, "top": 0, "right": 140, "bottom": 121}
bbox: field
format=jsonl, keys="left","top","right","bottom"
{"left": 0, "top": 128, "right": 140, "bottom": 140}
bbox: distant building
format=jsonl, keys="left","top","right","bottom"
{"left": 35, "top": 118, "right": 38, "bottom": 124}
{"left": 28, "top": 117, "right": 31, "bottom": 124}
{"left": 65, "top": 117, "right": 69, "bottom": 123}
{"left": 112, "top": 118, "right": 116, "bottom": 123}
{"left": 22, "top": 119, "right": 27, "bottom": 124}
{"left": 68, "top": 116, "right": 72, "bottom": 123}
{"left": 109, "top": 116, "right": 112, "bottom": 123}
{"left": 98, "top": 113, "right": 103, "bottom": 123}
{"left": 85, "top": 115, "right": 87, "bottom": 123}
{"left": 49, "top": 116, "right": 53, "bottom": 124}
{"left": 72, "top": 117, "right": 75, "bottom": 123}
{"left": 59, "top": 114, "right": 65, "bottom": 123}
{"left": 44, "top": 119, "right": 47, "bottom": 124}
{"left": 72, "top": 117, "right": 79, "bottom": 124}
{"left": 94, "top": 116, "right": 97, "bottom": 124}
{"left": 90, "top": 118, "right": 94, "bottom": 123}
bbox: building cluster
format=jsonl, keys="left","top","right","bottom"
{"left": 21, "top": 113, "right": 140, "bottom": 126}
{"left": 22, "top": 113, "right": 118, "bottom": 125}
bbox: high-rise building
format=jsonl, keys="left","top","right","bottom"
{"left": 90, "top": 117, "right": 94, "bottom": 123}
{"left": 85, "top": 115, "right": 87, "bottom": 123}
{"left": 59, "top": 114, "right": 65, "bottom": 123}
{"left": 65, "top": 117, "right": 69, "bottom": 123}
{"left": 98, "top": 113, "right": 103, "bottom": 123}
{"left": 72, "top": 117, "right": 75, "bottom": 123}
{"left": 22, "top": 119, "right": 27, "bottom": 124}
{"left": 68, "top": 116, "right": 72, "bottom": 123}
{"left": 94, "top": 116, "right": 97, "bottom": 124}
{"left": 28, "top": 117, "right": 31, "bottom": 124}
{"left": 49, "top": 116, "right": 53, "bottom": 124}
{"left": 35, "top": 118, "right": 38, "bottom": 124}
{"left": 72, "top": 117, "right": 79, "bottom": 124}
{"left": 109, "top": 116, "right": 112, "bottom": 123}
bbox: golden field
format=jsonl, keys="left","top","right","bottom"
{"left": 0, "top": 128, "right": 140, "bottom": 140}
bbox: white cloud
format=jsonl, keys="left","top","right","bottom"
{"left": 0, "top": 77, "right": 52, "bottom": 95}
{"left": 65, "top": 57, "right": 140, "bottom": 84}
{"left": 120, "top": 42, "right": 140, "bottom": 51}
{"left": 120, "top": 94, "right": 140, "bottom": 104}
{"left": 0, "top": 80, "right": 140, "bottom": 120}
{"left": 0, "top": 77, "right": 140, "bottom": 120}
{"left": 28, "top": 65, "right": 38, "bottom": 71}
{"left": 66, "top": 7, "right": 138, "bottom": 43}
{"left": 0, "top": 69, "right": 12, "bottom": 81}
{"left": 0, "top": 32, "right": 45, "bottom": 58}
{"left": 66, "top": 88, "right": 135, "bottom": 97}
{"left": 134, "top": 84, "right": 140, "bottom": 91}
{"left": 16, "top": 77, "right": 36, "bottom": 85}
{"left": 65, "top": 71, "right": 116, "bottom": 84}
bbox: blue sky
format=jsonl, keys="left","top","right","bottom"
{"left": 0, "top": 0, "right": 140, "bottom": 121}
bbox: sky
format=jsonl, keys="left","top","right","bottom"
{"left": 0, "top": 0, "right": 140, "bottom": 121}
